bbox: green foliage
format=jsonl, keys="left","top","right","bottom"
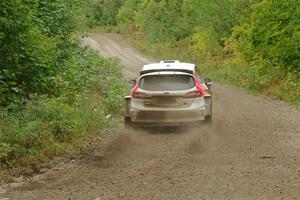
{"left": 192, "top": 28, "right": 222, "bottom": 59}
{"left": 117, "top": 0, "right": 142, "bottom": 25}
{"left": 38, "top": 0, "right": 82, "bottom": 38}
{"left": 134, "top": 0, "right": 188, "bottom": 42}
{"left": 231, "top": 0, "right": 300, "bottom": 72}
{"left": 86, "top": 0, "right": 125, "bottom": 27}
{"left": 116, "top": 0, "right": 300, "bottom": 107}
{"left": 130, "top": 0, "right": 253, "bottom": 43}
{"left": 0, "top": 46, "right": 126, "bottom": 169}
{"left": 0, "top": 0, "right": 52, "bottom": 104}
{"left": 0, "top": 0, "right": 127, "bottom": 170}
{"left": 0, "top": 143, "right": 12, "bottom": 167}
{"left": 0, "top": 0, "right": 89, "bottom": 105}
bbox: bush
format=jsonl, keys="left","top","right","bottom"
{"left": 0, "top": 0, "right": 90, "bottom": 106}
{"left": 117, "top": 0, "right": 142, "bottom": 27}
{"left": 0, "top": 0, "right": 129, "bottom": 171}
{"left": 0, "top": 45, "right": 127, "bottom": 169}
{"left": 117, "top": 0, "right": 300, "bottom": 108}
{"left": 231, "top": 0, "right": 300, "bottom": 72}
{"left": 86, "top": 0, "right": 125, "bottom": 27}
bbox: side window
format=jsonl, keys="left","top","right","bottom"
{"left": 139, "top": 78, "right": 144, "bottom": 88}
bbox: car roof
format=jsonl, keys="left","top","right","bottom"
{"left": 141, "top": 60, "right": 196, "bottom": 75}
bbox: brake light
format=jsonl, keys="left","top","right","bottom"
{"left": 131, "top": 83, "right": 151, "bottom": 99}
{"left": 190, "top": 75, "right": 207, "bottom": 97}
{"left": 184, "top": 90, "right": 203, "bottom": 98}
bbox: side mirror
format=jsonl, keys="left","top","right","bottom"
{"left": 204, "top": 78, "right": 212, "bottom": 85}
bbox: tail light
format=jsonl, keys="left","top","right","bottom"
{"left": 184, "top": 76, "right": 205, "bottom": 98}
{"left": 131, "top": 84, "right": 151, "bottom": 99}
{"left": 184, "top": 90, "right": 203, "bottom": 98}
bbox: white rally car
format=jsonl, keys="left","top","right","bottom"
{"left": 124, "top": 60, "right": 212, "bottom": 127}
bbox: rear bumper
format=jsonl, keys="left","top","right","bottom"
{"left": 125, "top": 95, "right": 208, "bottom": 124}
{"left": 130, "top": 109, "right": 205, "bottom": 123}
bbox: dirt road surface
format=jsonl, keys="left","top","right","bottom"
{"left": 1, "top": 33, "right": 300, "bottom": 200}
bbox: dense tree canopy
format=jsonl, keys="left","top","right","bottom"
{"left": 1, "top": 0, "right": 299, "bottom": 104}
{"left": 95, "top": 0, "right": 299, "bottom": 73}
{"left": 0, "top": 0, "right": 85, "bottom": 105}
{"left": 232, "top": 0, "right": 300, "bottom": 72}
{"left": 89, "top": 0, "right": 300, "bottom": 105}
{"left": 86, "top": 0, "right": 125, "bottom": 26}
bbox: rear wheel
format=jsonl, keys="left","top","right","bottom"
{"left": 124, "top": 117, "right": 135, "bottom": 129}
{"left": 205, "top": 93, "right": 212, "bottom": 126}
{"left": 204, "top": 115, "right": 212, "bottom": 125}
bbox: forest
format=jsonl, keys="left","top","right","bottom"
{"left": 94, "top": 0, "right": 300, "bottom": 104}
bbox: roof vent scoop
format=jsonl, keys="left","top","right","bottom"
{"left": 160, "top": 60, "right": 180, "bottom": 64}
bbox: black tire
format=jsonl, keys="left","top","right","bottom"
{"left": 204, "top": 115, "right": 212, "bottom": 125}
{"left": 124, "top": 117, "right": 135, "bottom": 129}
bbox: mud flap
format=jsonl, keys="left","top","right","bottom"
{"left": 124, "top": 96, "right": 136, "bottom": 128}
{"left": 124, "top": 96, "right": 131, "bottom": 117}
{"left": 124, "top": 116, "right": 134, "bottom": 128}
{"left": 204, "top": 95, "right": 212, "bottom": 117}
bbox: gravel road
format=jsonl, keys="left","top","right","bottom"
{"left": 1, "top": 33, "right": 300, "bottom": 200}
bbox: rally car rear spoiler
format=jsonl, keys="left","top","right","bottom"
{"left": 140, "top": 69, "right": 194, "bottom": 75}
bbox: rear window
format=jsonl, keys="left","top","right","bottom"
{"left": 139, "top": 74, "right": 195, "bottom": 91}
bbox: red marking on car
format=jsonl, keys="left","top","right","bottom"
{"left": 132, "top": 83, "right": 152, "bottom": 99}
{"left": 131, "top": 83, "right": 139, "bottom": 96}
{"left": 193, "top": 75, "right": 207, "bottom": 96}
